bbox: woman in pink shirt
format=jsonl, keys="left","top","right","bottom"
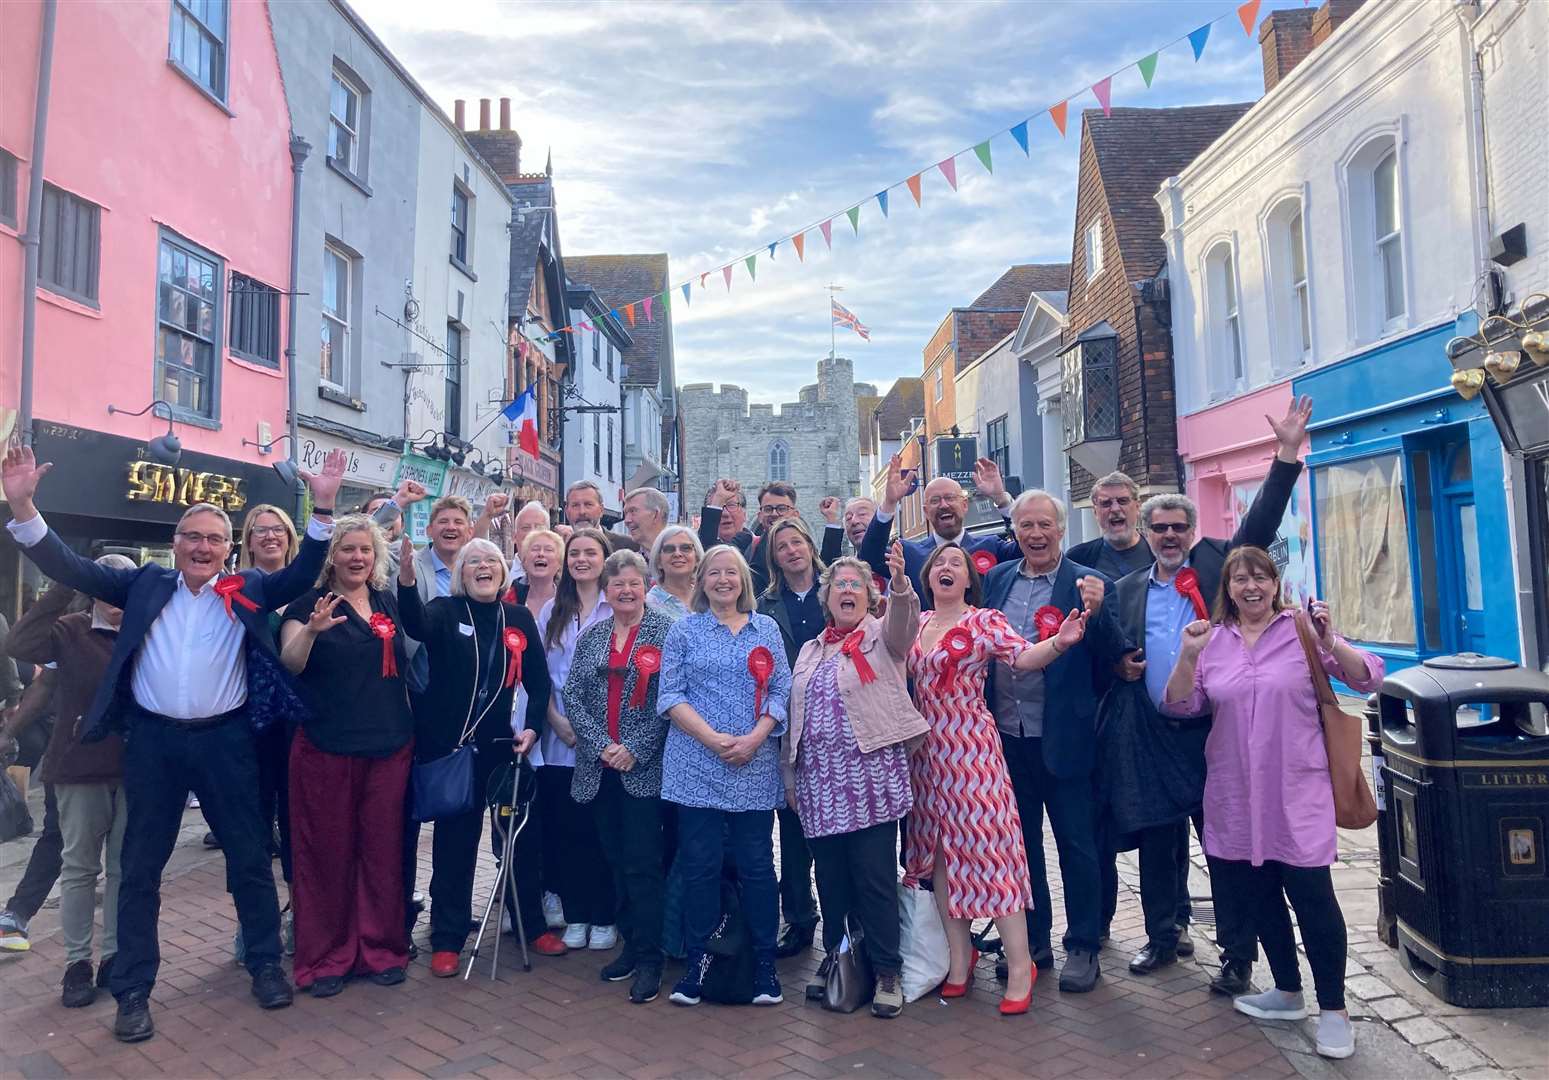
{"left": 1162, "top": 546, "right": 1383, "bottom": 1062}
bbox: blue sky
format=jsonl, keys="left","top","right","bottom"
{"left": 352, "top": 0, "right": 1296, "bottom": 403}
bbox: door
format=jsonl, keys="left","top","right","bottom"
{"left": 1439, "top": 439, "right": 1488, "bottom": 656}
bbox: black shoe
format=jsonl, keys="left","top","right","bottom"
{"left": 251, "top": 964, "right": 294, "bottom": 1009}
{"left": 114, "top": 991, "right": 154, "bottom": 1043}
{"left": 1210, "top": 959, "right": 1253, "bottom": 996}
{"left": 1176, "top": 926, "right": 1195, "bottom": 957}
{"left": 999, "top": 946, "right": 1055, "bottom": 983}
{"left": 203, "top": 831, "right": 221, "bottom": 849}
{"left": 97, "top": 954, "right": 115, "bottom": 988}
{"left": 774, "top": 923, "right": 815, "bottom": 959}
{"left": 629, "top": 965, "right": 661, "bottom": 1004}
{"left": 1058, "top": 948, "right": 1100, "bottom": 992}
{"left": 62, "top": 960, "right": 97, "bottom": 1008}
{"left": 407, "top": 941, "right": 419, "bottom": 961}
{"left": 308, "top": 976, "right": 345, "bottom": 998}
{"left": 806, "top": 953, "right": 834, "bottom": 1000}
{"left": 1128, "top": 944, "right": 1178, "bottom": 975}
{"left": 600, "top": 952, "right": 637, "bottom": 982}
{"left": 368, "top": 967, "right": 406, "bottom": 986}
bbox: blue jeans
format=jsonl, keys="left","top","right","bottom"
{"left": 675, "top": 806, "right": 778, "bottom": 957}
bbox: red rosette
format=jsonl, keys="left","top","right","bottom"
{"left": 872, "top": 572, "right": 887, "bottom": 595}
{"left": 748, "top": 644, "right": 775, "bottom": 719}
{"left": 1034, "top": 604, "right": 1064, "bottom": 642}
{"left": 503, "top": 627, "right": 527, "bottom": 689}
{"left": 840, "top": 629, "right": 876, "bottom": 685}
{"left": 213, "top": 575, "right": 260, "bottom": 621}
{"left": 368, "top": 612, "right": 398, "bottom": 678}
{"left": 942, "top": 626, "right": 973, "bottom": 661}
{"left": 1174, "top": 567, "right": 1208, "bottom": 620}
{"left": 630, "top": 644, "right": 662, "bottom": 708}
{"left": 971, "top": 550, "right": 996, "bottom": 576}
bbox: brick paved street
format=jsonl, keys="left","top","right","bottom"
{"left": 0, "top": 796, "right": 1537, "bottom": 1080}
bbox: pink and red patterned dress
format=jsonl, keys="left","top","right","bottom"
{"left": 905, "top": 607, "right": 1035, "bottom": 920}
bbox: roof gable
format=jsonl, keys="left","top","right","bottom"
{"left": 873, "top": 377, "right": 924, "bottom": 441}
{"left": 564, "top": 254, "right": 672, "bottom": 389}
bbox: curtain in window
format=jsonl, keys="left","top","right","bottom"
{"left": 1315, "top": 454, "right": 1415, "bottom": 645}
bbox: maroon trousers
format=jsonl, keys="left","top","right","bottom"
{"left": 289, "top": 730, "right": 412, "bottom": 987}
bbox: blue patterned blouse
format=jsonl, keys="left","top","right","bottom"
{"left": 657, "top": 609, "right": 791, "bottom": 811}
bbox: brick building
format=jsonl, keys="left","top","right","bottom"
{"left": 1058, "top": 105, "right": 1252, "bottom": 532}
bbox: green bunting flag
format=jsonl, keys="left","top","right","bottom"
{"left": 847, "top": 206, "right": 860, "bottom": 234}
{"left": 745, "top": 254, "right": 757, "bottom": 281}
{"left": 973, "top": 141, "right": 993, "bottom": 174}
{"left": 1137, "top": 51, "right": 1158, "bottom": 87}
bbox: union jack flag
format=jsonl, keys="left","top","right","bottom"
{"left": 831, "top": 299, "right": 871, "bottom": 341}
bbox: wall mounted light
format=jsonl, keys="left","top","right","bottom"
{"left": 107, "top": 400, "right": 182, "bottom": 466}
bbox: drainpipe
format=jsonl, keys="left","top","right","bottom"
{"left": 285, "top": 135, "right": 311, "bottom": 519}
{"left": 1457, "top": 5, "right": 1492, "bottom": 287}
{"left": 16, "top": 0, "right": 58, "bottom": 447}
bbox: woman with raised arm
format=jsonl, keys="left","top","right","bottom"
{"left": 646, "top": 525, "right": 701, "bottom": 621}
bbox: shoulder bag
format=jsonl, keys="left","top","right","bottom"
{"left": 822, "top": 918, "right": 875, "bottom": 1013}
{"left": 1294, "top": 613, "right": 1377, "bottom": 831}
{"left": 411, "top": 602, "right": 507, "bottom": 822}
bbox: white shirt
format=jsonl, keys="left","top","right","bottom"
{"left": 7, "top": 511, "right": 334, "bottom": 721}
{"left": 872, "top": 505, "right": 1008, "bottom": 546}
{"left": 523, "top": 594, "right": 612, "bottom": 768}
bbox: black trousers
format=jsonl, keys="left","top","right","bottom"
{"left": 1133, "top": 822, "right": 1186, "bottom": 950}
{"left": 1212, "top": 859, "right": 1346, "bottom": 1010}
{"left": 808, "top": 821, "right": 902, "bottom": 974}
{"left": 777, "top": 805, "right": 817, "bottom": 932}
{"left": 1001, "top": 734, "right": 1102, "bottom": 953}
{"left": 255, "top": 720, "right": 292, "bottom": 884}
{"left": 591, "top": 771, "right": 664, "bottom": 964}
{"left": 6, "top": 782, "right": 61, "bottom": 920}
{"left": 536, "top": 765, "right": 615, "bottom": 926}
{"left": 112, "top": 711, "right": 280, "bottom": 999}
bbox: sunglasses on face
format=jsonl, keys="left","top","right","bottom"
{"left": 1148, "top": 522, "right": 1191, "bottom": 535}
{"left": 661, "top": 544, "right": 696, "bottom": 555}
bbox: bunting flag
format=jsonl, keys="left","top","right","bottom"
{"left": 661, "top": 288, "right": 672, "bottom": 313}
{"left": 1049, "top": 100, "right": 1068, "bottom": 136}
{"left": 700, "top": 271, "right": 709, "bottom": 288}
{"left": 820, "top": 219, "right": 834, "bottom": 249}
{"left": 1237, "top": 0, "right": 1262, "bottom": 34}
{"left": 906, "top": 173, "right": 922, "bottom": 206}
{"left": 745, "top": 254, "right": 757, "bottom": 281}
{"left": 722, "top": 264, "right": 734, "bottom": 290}
{"left": 973, "top": 141, "right": 993, "bottom": 174}
{"left": 793, "top": 232, "right": 806, "bottom": 261}
{"left": 624, "top": 303, "right": 636, "bottom": 327}
{"left": 846, "top": 206, "right": 860, "bottom": 234}
{"left": 768, "top": 241, "right": 778, "bottom": 258}
{"left": 1010, "top": 120, "right": 1029, "bottom": 156}
{"left": 1092, "top": 76, "right": 1113, "bottom": 116}
{"left": 1189, "top": 23, "right": 1211, "bottom": 60}
{"left": 1137, "top": 51, "right": 1159, "bottom": 88}
{"left": 681, "top": 282, "right": 691, "bottom": 305}
{"left": 642, "top": 295, "right": 654, "bottom": 322}
{"left": 938, "top": 157, "right": 958, "bottom": 190}
{"left": 876, "top": 190, "right": 889, "bottom": 217}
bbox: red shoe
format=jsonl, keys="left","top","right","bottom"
{"left": 999, "top": 967, "right": 1037, "bottom": 1015}
{"left": 430, "top": 951, "right": 460, "bottom": 978}
{"left": 939, "top": 948, "right": 979, "bottom": 999}
{"left": 530, "top": 931, "right": 568, "bottom": 957}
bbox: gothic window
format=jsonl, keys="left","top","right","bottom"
{"left": 768, "top": 439, "right": 790, "bottom": 482}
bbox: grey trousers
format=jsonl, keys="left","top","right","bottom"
{"left": 55, "top": 782, "right": 127, "bottom": 964}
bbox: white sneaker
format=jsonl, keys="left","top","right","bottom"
{"left": 542, "top": 891, "right": 566, "bottom": 929}
{"left": 562, "top": 923, "right": 590, "bottom": 949}
{"left": 0, "top": 910, "right": 30, "bottom": 952}
{"left": 1316, "top": 1012, "right": 1355, "bottom": 1059}
{"left": 588, "top": 925, "right": 618, "bottom": 950}
{"left": 1233, "top": 987, "right": 1308, "bottom": 1021}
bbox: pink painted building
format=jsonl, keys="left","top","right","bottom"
{"left": 1, "top": 0, "right": 298, "bottom": 609}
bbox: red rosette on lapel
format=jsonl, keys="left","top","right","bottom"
{"left": 1034, "top": 604, "right": 1064, "bottom": 642}
{"left": 872, "top": 572, "right": 887, "bottom": 594}
{"left": 1174, "top": 568, "right": 1208, "bottom": 620}
{"left": 368, "top": 612, "right": 398, "bottom": 677}
{"left": 502, "top": 628, "right": 527, "bottom": 689}
{"left": 840, "top": 629, "right": 876, "bottom": 685}
{"left": 748, "top": 645, "right": 775, "bottom": 719}
{"left": 971, "top": 550, "right": 996, "bottom": 576}
{"left": 941, "top": 625, "right": 974, "bottom": 683}
{"left": 213, "top": 575, "right": 259, "bottom": 622}
{"left": 630, "top": 644, "right": 662, "bottom": 708}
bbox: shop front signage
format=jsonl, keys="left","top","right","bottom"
{"left": 934, "top": 436, "right": 978, "bottom": 483}
{"left": 126, "top": 461, "right": 247, "bottom": 511}
{"left": 508, "top": 451, "right": 558, "bottom": 491}
{"left": 296, "top": 431, "right": 398, "bottom": 491}
{"left": 394, "top": 452, "right": 449, "bottom": 546}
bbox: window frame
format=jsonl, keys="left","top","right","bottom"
{"left": 38, "top": 183, "right": 102, "bottom": 308}
{"left": 1289, "top": 209, "right": 1311, "bottom": 361}
{"left": 228, "top": 272, "right": 281, "bottom": 368}
{"left": 445, "top": 322, "right": 464, "bottom": 439}
{"left": 606, "top": 341, "right": 614, "bottom": 381}
{"left": 328, "top": 67, "right": 364, "bottom": 178}
{"left": 1337, "top": 126, "right": 1410, "bottom": 344}
{"left": 0, "top": 148, "right": 17, "bottom": 229}
{"left": 154, "top": 229, "right": 225, "bottom": 424}
{"left": 167, "top": 0, "right": 229, "bottom": 105}
{"left": 986, "top": 414, "right": 1010, "bottom": 477}
{"left": 1203, "top": 239, "right": 1245, "bottom": 399}
{"left": 607, "top": 417, "right": 615, "bottom": 482}
{"left": 934, "top": 366, "right": 944, "bottom": 402}
{"left": 320, "top": 243, "right": 353, "bottom": 392}
{"left": 593, "top": 413, "right": 602, "bottom": 474}
{"left": 1373, "top": 148, "right": 1405, "bottom": 329}
{"left": 592, "top": 327, "right": 601, "bottom": 369}
{"left": 450, "top": 180, "right": 472, "bottom": 270}
{"left": 768, "top": 439, "right": 790, "bottom": 482}
{"left": 1084, "top": 218, "right": 1104, "bottom": 282}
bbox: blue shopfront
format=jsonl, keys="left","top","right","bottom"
{"left": 1293, "top": 318, "right": 1518, "bottom": 674}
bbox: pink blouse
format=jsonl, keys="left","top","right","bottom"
{"left": 1161, "top": 610, "right": 1384, "bottom": 868}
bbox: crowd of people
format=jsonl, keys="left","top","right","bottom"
{"left": 0, "top": 393, "right": 1382, "bottom": 1060}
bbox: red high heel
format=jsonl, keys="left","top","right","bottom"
{"left": 999, "top": 966, "right": 1037, "bottom": 1015}
{"left": 939, "top": 948, "right": 979, "bottom": 998}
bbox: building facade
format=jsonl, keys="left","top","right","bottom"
{"left": 562, "top": 282, "right": 627, "bottom": 522}
{"left": 864, "top": 377, "right": 925, "bottom": 538}
{"left": 1008, "top": 287, "right": 1072, "bottom": 519}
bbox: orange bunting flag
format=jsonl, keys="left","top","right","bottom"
{"left": 906, "top": 173, "right": 923, "bottom": 207}
{"left": 1237, "top": 0, "right": 1262, "bottom": 33}
{"left": 1049, "top": 100, "right": 1069, "bottom": 136}
{"left": 793, "top": 232, "right": 806, "bottom": 261}
{"left": 938, "top": 157, "right": 958, "bottom": 191}
{"left": 623, "top": 303, "right": 636, "bottom": 327}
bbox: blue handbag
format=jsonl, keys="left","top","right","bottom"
{"left": 410, "top": 742, "right": 477, "bottom": 822}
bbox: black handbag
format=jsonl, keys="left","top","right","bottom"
{"left": 822, "top": 919, "right": 875, "bottom": 1013}
{"left": 410, "top": 743, "right": 477, "bottom": 822}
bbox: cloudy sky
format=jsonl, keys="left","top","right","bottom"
{"left": 352, "top": 0, "right": 1289, "bottom": 404}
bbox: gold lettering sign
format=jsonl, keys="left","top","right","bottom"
{"left": 126, "top": 461, "right": 248, "bottom": 512}
{"left": 1477, "top": 772, "right": 1549, "bottom": 787}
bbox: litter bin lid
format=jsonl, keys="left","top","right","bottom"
{"left": 1421, "top": 653, "right": 1517, "bottom": 671}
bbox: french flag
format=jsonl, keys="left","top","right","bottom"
{"left": 501, "top": 386, "right": 539, "bottom": 458}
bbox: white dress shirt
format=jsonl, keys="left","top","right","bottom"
{"left": 871, "top": 504, "right": 1009, "bottom": 546}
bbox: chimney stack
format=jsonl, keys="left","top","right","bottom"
{"left": 499, "top": 98, "right": 511, "bottom": 131}
{"left": 1259, "top": 8, "right": 1316, "bottom": 92}
{"left": 461, "top": 93, "right": 523, "bottom": 182}
{"left": 478, "top": 98, "right": 492, "bottom": 131}
{"left": 454, "top": 99, "right": 466, "bottom": 130}
{"left": 1312, "top": 0, "right": 1367, "bottom": 49}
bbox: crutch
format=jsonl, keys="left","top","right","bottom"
{"left": 465, "top": 748, "right": 533, "bottom": 979}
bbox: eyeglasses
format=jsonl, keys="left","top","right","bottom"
{"left": 660, "top": 544, "right": 696, "bottom": 555}
{"left": 175, "top": 531, "right": 231, "bottom": 547}
{"left": 1148, "top": 522, "right": 1191, "bottom": 535}
{"left": 830, "top": 579, "right": 867, "bottom": 593}
{"left": 760, "top": 504, "right": 794, "bottom": 516}
{"left": 1094, "top": 496, "right": 1134, "bottom": 510}
{"left": 249, "top": 525, "right": 288, "bottom": 538}
{"left": 925, "top": 495, "right": 963, "bottom": 508}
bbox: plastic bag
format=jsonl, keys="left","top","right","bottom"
{"left": 898, "top": 880, "right": 949, "bottom": 1002}
{"left": 0, "top": 768, "right": 32, "bottom": 844}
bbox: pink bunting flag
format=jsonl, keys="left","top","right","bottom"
{"left": 642, "top": 296, "right": 654, "bottom": 323}
{"left": 700, "top": 272, "right": 709, "bottom": 289}
{"left": 1092, "top": 77, "right": 1112, "bottom": 117}
{"left": 722, "top": 264, "right": 734, "bottom": 290}
{"left": 937, "top": 157, "right": 958, "bottom": 191}
{"left": 819, "top": 219, "right": 833, "bottom": 249}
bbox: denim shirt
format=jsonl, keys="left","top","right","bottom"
{"left": 1144, "top": 560, "right": 1197, "bottom": 709}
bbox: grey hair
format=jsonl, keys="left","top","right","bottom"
{"left": 844, "top": 496, "right": 876, "bottom": 513}
{"left": 95, "top": 553, "right": 137, "bottom": 571}
{"left": 1009, "top": 488, "right": 1067, "bottom": 531}
{"left": 600, "top": 548, "right": 650, "bottom": 590}
{"left": 450, "top": 538, "right": 508, "bottom": 597}
{"left": 176, "top": 501, "right": 233, "bottom": 539}
{"left": 319, "top": 514, "right": 390, "bottom": 592}
{"left": 625, "top": 487, "right": 669, "bottom": 521}
{"left": 650, "top": 524, "right": 702, "bottom": 578}
{"left": 565, "top": 479, "right": 603, "bottom": 501}
{"left": 1141, "top": 492, "right": 1198, "bottom": 531}
{"left": 816, "top": 556, "right": 882, "bottom": 624}
{"left": 691, "top": 544, "right": 756, "bottom": 614}
{"left": 514, "top": 500, "right": 550, "bottom": 525}
{"left": 1089, "top": 471, "right": 1140, "bottom": 504}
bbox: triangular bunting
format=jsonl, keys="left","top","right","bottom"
{"left": 642, "top": 296, "right": 654, "bottom": 322}
{"left": 722, "top": 265, "right": 734, "bottom": 290}
{"left": 1010, "top": 121, "right": 1029, "bottom": 156}
{"left": 607, "top": 308, "right": 620, "bottom": 324}
{"left": 768, "top": 241, "right": 778, "bottom": 258}
{"left": 819, "top": 219, "right": 833, "bottom": 249}
{"left": 1049, "top": 101, "right": 1068, "bottom": 137}
{"left": 876, "top": 190, "right": 889, "bottom": 217}
{"left": 1137, "top": 52, "right": 1158, "bottom": 88}
{"left": 793, "top": 232, "right": 806, "bottom": 261}
{"left": 846, "top": 206, "right": 860, "bottom": 234}
{"left": 1188, "top": 23, "right": 1211, "bottom": 61}
{"left": 1237, "top": 0, "right": 1262, "bottom": 34}
{"left": 744, "top": 254, "right": 757, "bottom": 281}
{"left": 661, "top": 290, "right": 671, "bottom": 314}
{"left": 681, "top": 283, "right": 691, "bottom": 305}
{"left": 700, "top": 272, "right": 709, "bottom": 289}
{"left": 973, "top": 141, "right": 993, "bottom": 174}
{"left": 624, "top": 303, "right": 636, "bottom": 327}
{"left": 906, "top": 173, "right": 922, "bottom": 206}
{"left": 938, "top": 157, "right": 958, "bottom": 190}
{"left": 1092, "top": 77, "right": 1112, "bottom": 117}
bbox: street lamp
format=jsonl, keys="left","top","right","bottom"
{"left": 106, "top": 399, "right": 182, "bottom": 466}
{"left": 241, "top": 431, "right": 303, "bottom": 489}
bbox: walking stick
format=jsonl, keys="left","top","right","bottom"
{"left": 465, "top": 747, "right": 533, "bottom": 980}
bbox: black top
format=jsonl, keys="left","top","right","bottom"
{"left": 396, "top": 584, "right": 550, "bottom": 761}
{"left": 1091, "top": 538, "right": 1155, "bottom": 582}
{"left": 280, "top": 588, "right": 413, "bottom": 758}
{"left": 780, "top": 585, "right": 825, "bottom": 651}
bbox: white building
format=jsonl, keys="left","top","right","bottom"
{"left": 563, "top": 282, "right": 628, "bottom": 523}
{"left": 1008, "top": 287, "right": 1072, "bottom": 520}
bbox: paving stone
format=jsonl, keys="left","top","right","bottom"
{"left": 1395, "top": 1017, "right": 1456, "bottom": 1046}
{"left": 1423, "top": 1040, "right": 1488, "bottom": 1073}
{"left": 1345, "top": 974, "right": 1399, "bottom": 1001}
{"left": 1368, "top": 995, "right": 1422, "bottom": 1022}
{"left": 1454, "top": 1069, "right": 1515, "bottom": 1080}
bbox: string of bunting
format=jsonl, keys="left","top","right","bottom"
{"left": 547, "top": 0, "right": 1273, "bottom": 344}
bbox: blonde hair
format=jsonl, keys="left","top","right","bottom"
{"left": 817, "top": 556, "right": 882, "bottom": 623}
{"left": 430, "top": 494, "right": 473, "bottom": 524}
{"left": 240, "top": 504, "right": 299, "bottom": 568}
{"left": 762, "top": 517, "right": 824, "bottom": 598}
{"left": 692, "top": 544, "right": 756, "bottom": 614}
{"left": 520, "top": 528, "right": 564, "bottom": 563}
{"left": 319, "top": 515, "right": 390, "bottom": 591}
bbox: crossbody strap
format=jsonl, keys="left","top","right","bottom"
{"left": 456, "top": 601, "right": 507, "bottom": 747}
{"left": 1293, "top": 611, "right": 1340, "bottom": 710}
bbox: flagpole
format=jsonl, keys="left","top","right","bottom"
{"left": 827, "top": 283, "right": 843, "bottom": 359}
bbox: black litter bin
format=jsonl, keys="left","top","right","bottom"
{"left": 1377, "top": 654, "right": 1549, "bottom": 1008}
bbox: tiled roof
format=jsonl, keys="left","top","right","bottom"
{"left": 506, "top": 178, "right": 552, "bottom": 322}
{"left": 971, "top": 264, "right": 1071, "bottom": 310}
{"left": 565, "top": 254, "right": 672, "bottom": 389}
{"left": 1084, "top": 105, "right": 1253, "bottom": 278}
{"left": 872, "top": 377, "right": 924, "bottom": 442}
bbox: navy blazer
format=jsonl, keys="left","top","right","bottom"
{"left": 982, "top": 556, "right": 1127, "bottom": 779}
{"left": 857, "top": 513, "right": 1018, "bottom": 609}
{"left": 15, "top": 524, "right": 327, "bottom": 741}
